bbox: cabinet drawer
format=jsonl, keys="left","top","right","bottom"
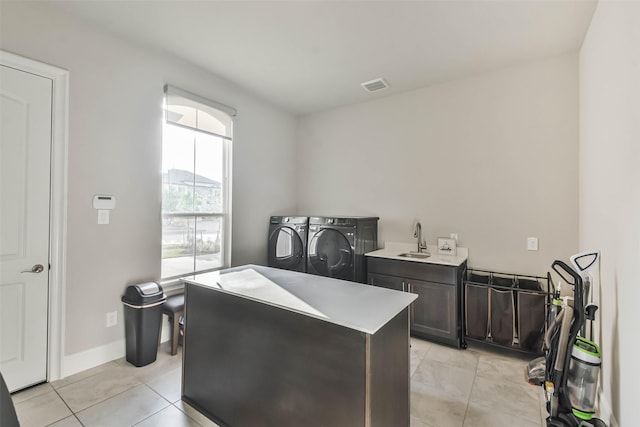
{"left": 367, "top": 273, "right": 405, "bottom": 292}
{"left": 367, "top": 257, "right": 457, "bottom": 285}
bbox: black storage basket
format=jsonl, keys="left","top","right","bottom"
{"left": 517, "top": 291, "right": 545, "bottom": 351}
{"left": 465, "top": 272, "right": 490, "bottom": 340}
{"left": 489, "top": 275, "right": 515, "bottom": 346}
{"left": 516, "top": 276, "right": 545, "bottom": 352}
{"left": 464, "top": 269, "right": 547, "bottom": 354}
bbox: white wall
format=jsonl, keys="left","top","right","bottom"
{"left": 579, "top": 1, "right": 640, "bottom": 425}
{"left": 7, "top": 7, "right": 624, "bottom": 414}
{"left": 0, "top": 2, "right": 297, "bottom": 361}
{"left": 298, "top": 54, "right": 579, "bottom": 275}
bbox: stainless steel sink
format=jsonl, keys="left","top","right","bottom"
{"left": 398, "top": 252, "right": 431, "bottom": 259}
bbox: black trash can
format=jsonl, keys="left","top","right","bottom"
{"left": 121, "top": 282, "right": 166, "bottom": 367}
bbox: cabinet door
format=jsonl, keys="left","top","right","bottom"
{"left": 367, "top": 273, "right": 405, "bottom": 292}
{"left": 408, "top": 279, "right": 457, "bottom": 341}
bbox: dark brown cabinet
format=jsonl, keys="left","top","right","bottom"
{"left": 408, "top": 278, "right": 457, "bottom": 340}
{"left": 367, "top": 257, "right": 466, "bottom": 348}
{"left": 368, "top": 272, "right": 404, "bottom": 292}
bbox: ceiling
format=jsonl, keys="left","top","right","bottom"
{"left": 48, "top": 0, "right": 597, "bottom": 116}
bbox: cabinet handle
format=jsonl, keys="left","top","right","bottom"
{"left": 407, "top": 282, "right": 411, "bottom": 293}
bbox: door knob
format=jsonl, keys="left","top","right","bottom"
{"left": 21, "top": 264, "right": 44, "bottom": 273}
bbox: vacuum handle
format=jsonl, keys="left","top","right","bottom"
{"left": 570, "top": 250, "right": 600, "bottom": 277}
{"left": 552, "top": 260, "right": 585, "bottom": 319}
{"left": 551, "top": 260, "right": 581, "bottom": 287}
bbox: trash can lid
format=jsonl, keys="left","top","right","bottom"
{"left": 137, "top": 282, "right": 161, "bottom": 295}
{"left": 121, "top": 282, "right": 165, "bottom": 305}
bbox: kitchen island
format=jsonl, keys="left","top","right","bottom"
{"left": 181, "top": 264, "right": 417, "bottom": 427}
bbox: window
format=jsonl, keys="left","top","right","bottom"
{"left": 161, "top": 85, "right": 235, "bottom": 280}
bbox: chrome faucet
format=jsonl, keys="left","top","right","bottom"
{"left": 413, "top": 222, "right": 428, "bottom": 253}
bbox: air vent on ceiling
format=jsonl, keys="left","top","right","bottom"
{"left": 361, "top": 78, "right": 389, "bottom": 93}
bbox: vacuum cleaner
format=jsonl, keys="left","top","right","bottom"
{"left": 525, "top": 255, "right": 606, "bottom": 427}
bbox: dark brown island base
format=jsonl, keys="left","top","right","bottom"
{"left": 181, "top": 265, "right": 417, "bottom": 427}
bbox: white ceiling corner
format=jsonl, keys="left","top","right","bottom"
{"left": 47, "top": 0, "right": 597, "bottom": 116}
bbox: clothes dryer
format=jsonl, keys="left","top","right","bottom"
{"left": 306, "top": 216, "right": 378, "bottom": 283}
{"left": 268, "top": 216, "right": 308, "bottom": 272}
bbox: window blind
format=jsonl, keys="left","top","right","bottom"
{"left": 164, "top": 84, "right": 236, "bottom": 139}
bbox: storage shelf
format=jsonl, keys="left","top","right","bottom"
{"left": 463, "top": 268, "right": 549, "bottom": 356}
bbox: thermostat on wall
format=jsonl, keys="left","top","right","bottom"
{"left": 93, "top": 195, "right": 115, "bottom": 225}
{"left": 93, "top": 195, "right": 116, "bottom": 210}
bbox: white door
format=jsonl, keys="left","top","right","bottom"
{"left": 0, "top": 64, "right": 52, "bottom": 392}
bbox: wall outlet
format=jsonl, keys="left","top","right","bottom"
{"left": 450, "top": 233, "right": 459, "bottom": 244}
{"left": 527, "top": 237, "right": 539, "bottom": 251}
{"left": 106, "top": 311, "right": 118, "bottom": 327}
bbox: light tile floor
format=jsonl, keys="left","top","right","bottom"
{"left": 12, "top": 340, "right": 546, "bottom": 427}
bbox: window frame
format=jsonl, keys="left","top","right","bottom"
{"left": 161, "top": 85, "right": 234, "bottom": 284}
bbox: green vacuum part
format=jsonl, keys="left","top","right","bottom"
{"left": 573, "top": 337, "right": 602, "bottom": 359}
{"left": 572, "top": 408, "right": 594, "bottom": 420}
{"left": 567, "top": 337, "right": 602, "bottom": 419}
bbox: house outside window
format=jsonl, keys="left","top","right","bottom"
{"left": 161, "top": 85, "right": 235, "bottom": 281}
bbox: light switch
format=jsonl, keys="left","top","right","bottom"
{"left": 98, "top": 209, "right": 110, "bottom": 225}
{"left": 527, "top": 237, "right": 538, "bottom": 251}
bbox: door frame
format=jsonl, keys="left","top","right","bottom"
{"left": 0, "top": 50, "right": 69, "bottom": 383}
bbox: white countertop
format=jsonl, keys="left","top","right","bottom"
{"left": 183, "top": 264, "right": 417, "bottom": 335}
{"left": 366, "top": 242, "right": 468, "bottom": 267}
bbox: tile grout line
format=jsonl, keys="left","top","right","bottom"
{"left": 11, "top": 383, "right": 81, "bottom": 427}
{"left": 51, "top": 362, "right": 121, "bottom": 392}
{"left": 411, "top": 344, "right": 478, "bottom": 427}
{"left": 130, "top": 376, "right": 204, "bottom": 427}
{"left": 128, "top": 383, "right": 175, "bottom": 426}
{"left": 27, "top": 341, "right": 538, "bottom": 427}
{"left": 460, "top": 351, "right": 480, "bottom": 427}
{"left": 50, "top": 362, "right": 131, "bottom": 417}
{"left": 62, "top": 379, "right": 142, "bottom": 420}
{"left": 67, "top": 381, "right": 173, "bottom": 427}
{"left": 46, "top": 386, "right": 84, "bottom": 427}
{"left": 170, "top": 402, "right": 207, "bottom": 427}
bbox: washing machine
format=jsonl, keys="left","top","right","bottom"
{"left": 268, "top": 216, "right": 309, "bottom": 272}
{"left": 306, "top": 216, "right": 378, "bottom": 283}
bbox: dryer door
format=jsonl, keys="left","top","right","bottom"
{"left": 308, "top": 228, "right": 353, "bottom": 279}
{"left": 268, "top": 226, "right": 304, "bottom": 270}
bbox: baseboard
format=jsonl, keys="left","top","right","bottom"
{"left": 62, "top": 339, "right": 125, "bottom": 378}
{"left": 599, "top": 393, "right": 619, "bottom": 427}
{"left": 60, "top": 321, "right": 172, "bottom": 379}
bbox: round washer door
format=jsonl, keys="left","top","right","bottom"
{"left": 268, "top": 226, "right": 304, "bottom": 269}
{"left": 308, "top": 228, "right": 353, "bottom": 279}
